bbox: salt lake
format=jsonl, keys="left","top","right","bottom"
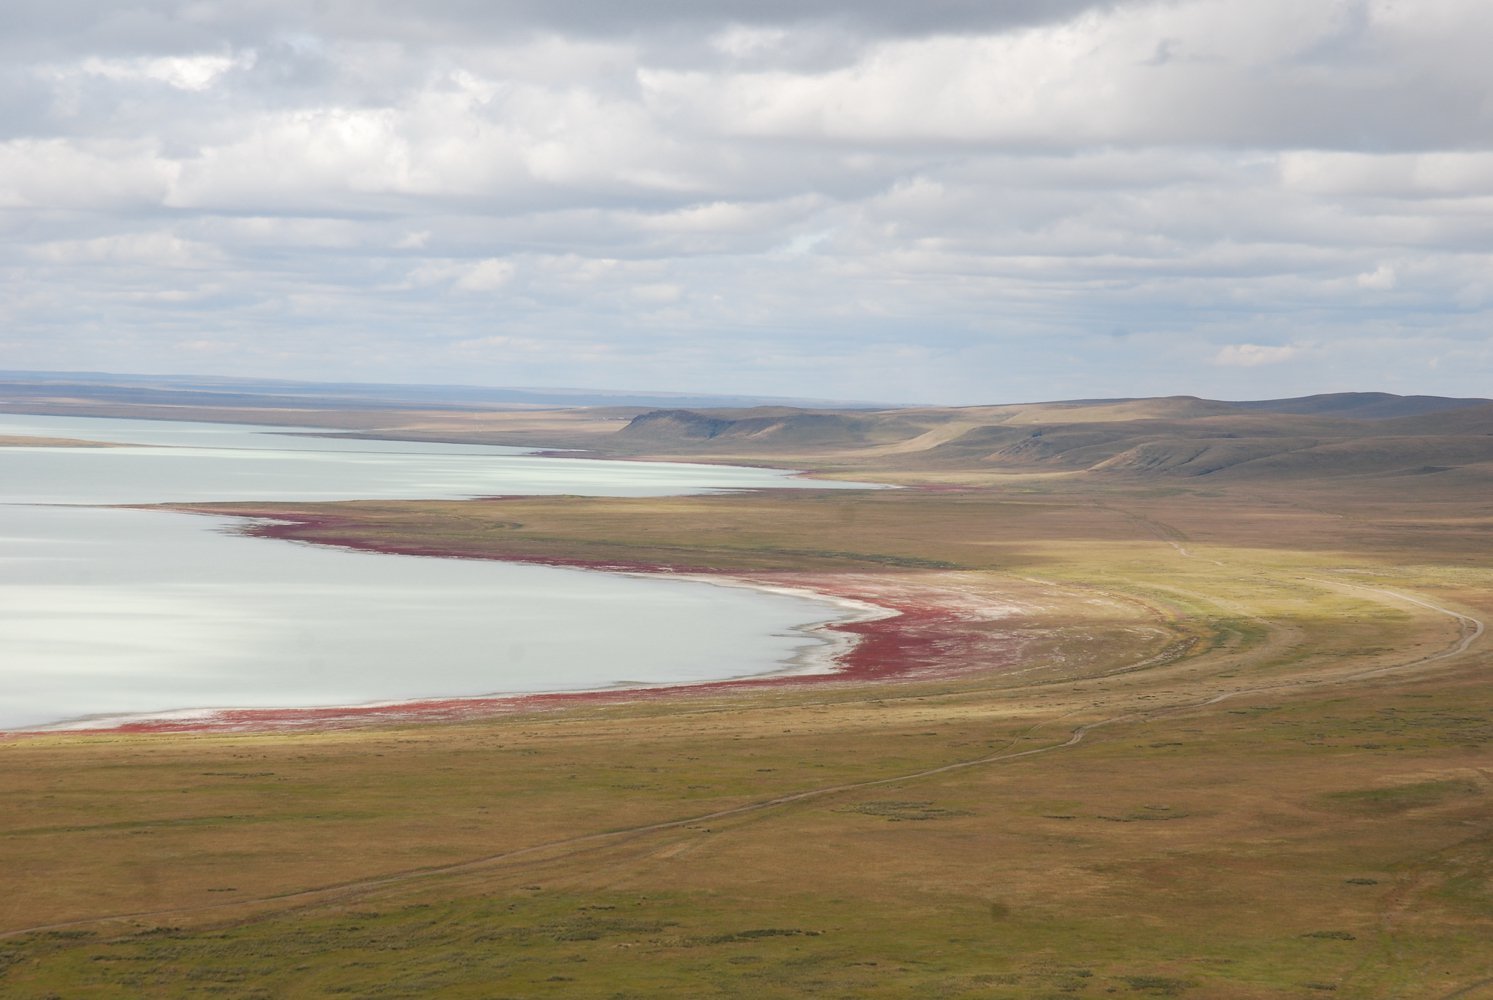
{"left": 0, "top": 414, "right": 877, "bottom": 730}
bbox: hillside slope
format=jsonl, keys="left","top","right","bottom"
{"left": 609, "top": 393, "right": 1493, "bottom": 483}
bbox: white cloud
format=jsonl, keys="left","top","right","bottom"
{"left": 1280, "top": 152, "right": 1493, "bottom": 198}
{"left": 710, "top": 25, "right": 793, "bottom": 60}
{"left": 28, "top": 232, "right": 221, "bottom": 266}
{"left": 631, "top": 282, "right": 682, "bottom": 303}
{"left": 0, "top": 139, "right": 177, "bottom": 209}
{"left": 453, "top": 258, "right": 516, "bottom": 291}
{"left": 454, "top": 334, "right": 545, "bottom": 355}
{"left": 1356, "top": 264, "right": 1398, "bottom": 291}
{"left": 77, "top": 53, "right": 250, "bottom": 91}
{"left": 1213, "top": 343, "right": 1303, "bottom": 367}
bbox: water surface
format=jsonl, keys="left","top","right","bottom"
{"left": 1, "top": 414, "right": 875, "bottom": 729}
{"left": 1, "top": 413, "right": 868, "bottom": 504}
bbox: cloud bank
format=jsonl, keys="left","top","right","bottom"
{"left": 3, "top": 0, "right": 1491, "bottom": 402}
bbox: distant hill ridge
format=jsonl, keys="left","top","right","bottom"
{"left": 620, "top": 408, "right": 881, "bottom": 445}
{"left": 1006, "top": 392, "right": 1489, "bottom": 420}
{"left": 1219, "top": 392, "right": 1489, "bottom": 419}
{"left": 617, "top": 392, "right": 1493, "bottom": 482}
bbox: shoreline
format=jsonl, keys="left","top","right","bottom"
{"left": 10, "top": 509, "right": 1024, "bottom": 736}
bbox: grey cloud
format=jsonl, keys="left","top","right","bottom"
{"left": 3, "top": 0, "right": 1491, "bottom": 403}
{"left": 233, "top": 38, "right": 340, "bottom": 96}
{"left": 5, "top": 0, "right": 1121, "bottom": 56}
{"left": 0, "top": 70, "right": 56, "bottom": 140}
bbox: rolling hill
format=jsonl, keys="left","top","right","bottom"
{"left": 609, "top": 393, "right": 1493, "bottom": 483}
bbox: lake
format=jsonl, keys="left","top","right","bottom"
{"left": 0, "top": 414, "right": 876, "bottom": 730}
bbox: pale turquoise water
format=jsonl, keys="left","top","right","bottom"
{"left": 0, "top": 413, "right": 872, "bottom": 504}
{"left": 0, "top": 415, "right": 876, "bottom": 730}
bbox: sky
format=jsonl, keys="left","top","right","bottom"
{"left": 2, "top": 0, "right": 1491, "bottom": 405}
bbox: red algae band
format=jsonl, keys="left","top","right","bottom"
{"left": 44, "top": 510, "right": 1025, "bottom": 735}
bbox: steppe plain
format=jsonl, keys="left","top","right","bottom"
{"left": 2, "top": 388, "right": 1492, "bottom": 998}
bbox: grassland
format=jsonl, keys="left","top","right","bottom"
{"left": 2, "top": 399, "right": 1492, "bottom": 998}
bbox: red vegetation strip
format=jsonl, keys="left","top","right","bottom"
{"left": 33, "top": 510, "right": 1020, "bottom": 735}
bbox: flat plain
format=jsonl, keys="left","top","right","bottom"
{"left": 2, "top": 392, "right": 1492, "bottom": 998}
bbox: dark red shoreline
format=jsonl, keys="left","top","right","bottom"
{"left": 13, "top": 510, "right": 1020, "bottom": 736}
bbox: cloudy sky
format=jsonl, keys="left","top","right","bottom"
{"left": 3, "top": 0, "right": 1491, "bottom": 404}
